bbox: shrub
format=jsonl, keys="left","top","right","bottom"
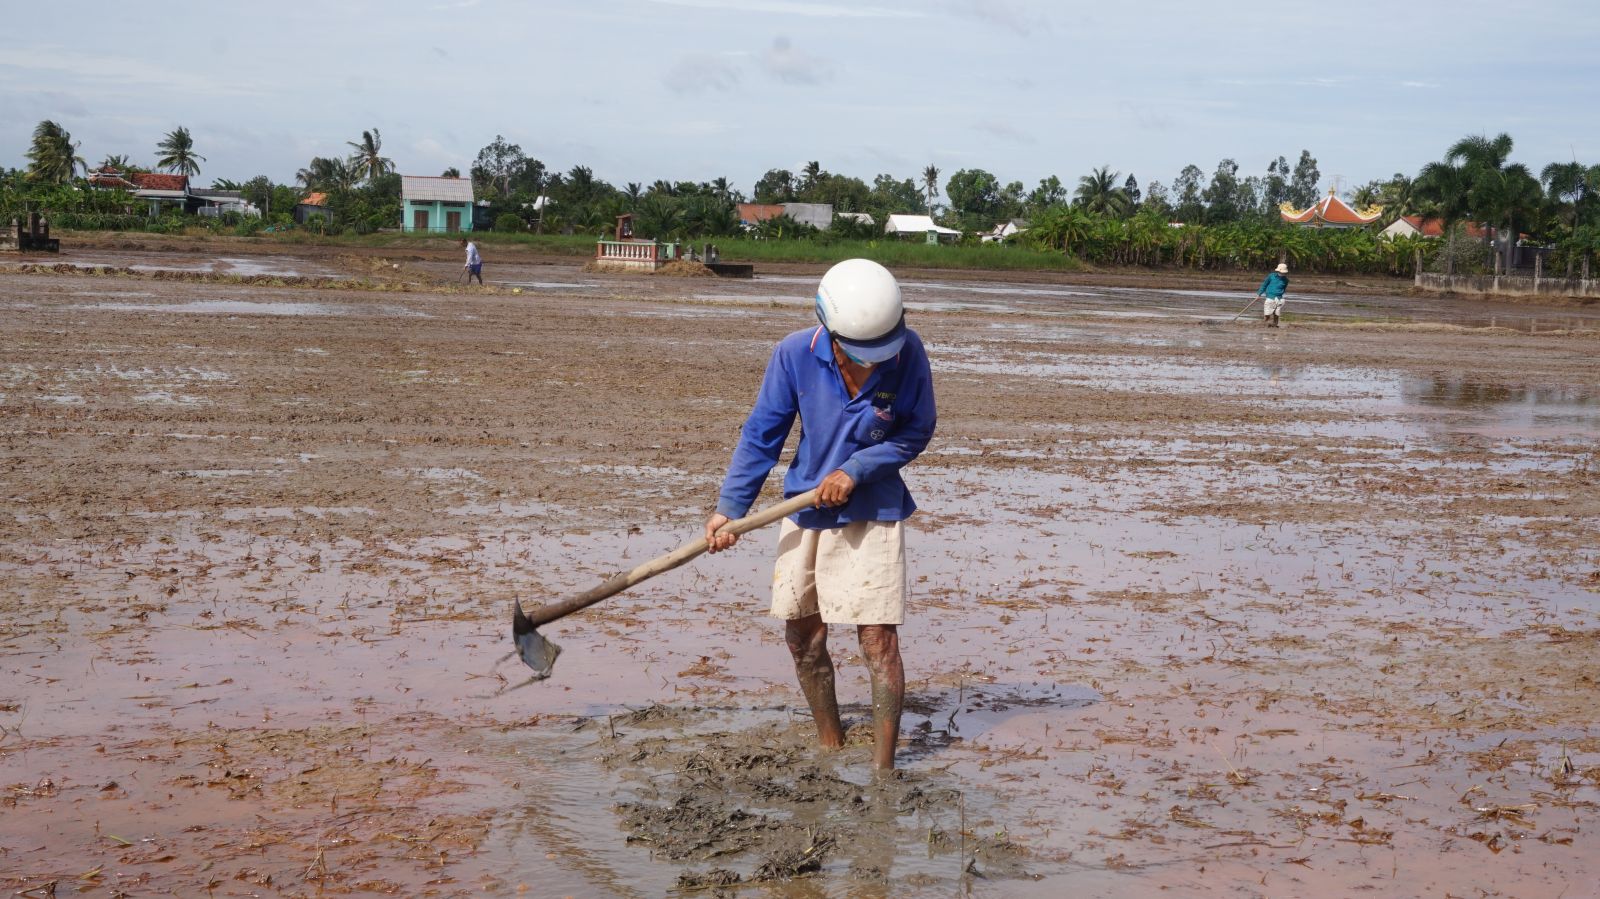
{"left": 494, "top": 213, "right": 524, "bottom": 233}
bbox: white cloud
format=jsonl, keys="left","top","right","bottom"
{"left": 0, "top": 46, "right": 261, "bottom": 99}
{"left": 944, "top": 0, "right": 1046, "bottom": 35}
{"left": 971, "top": 119, "right": 1035, "bottom": 144}
{"left": 762, "top": 36, "right": 829, "bottom": 85}
{"left": 643, "top": 0, "right": 921, "bottom": 18}
{"left": 663, "top": 53, "right": 743, "bottom": 94}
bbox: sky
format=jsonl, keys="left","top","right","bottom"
{"left": 4, "top": 0, "right": 1599, "bottom": 198}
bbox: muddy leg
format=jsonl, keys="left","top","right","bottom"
{"left": 785, "top": 614, "right": 844, "bottom": 750}
{"left": 857, "top": 624, "right": 904, "bottom": 770}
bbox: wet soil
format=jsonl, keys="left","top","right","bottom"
{"left": 1, "top": 244, "right": 1598, "bottom": 896}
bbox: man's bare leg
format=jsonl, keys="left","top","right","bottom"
{"left": 785, "top": 614, "right": 844, "bottom": 750}
{"left": 858, "top": 624, "right": 904, "bottom": 770}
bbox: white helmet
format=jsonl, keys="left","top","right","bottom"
{"left": 814, "top": 258, "right": 906, "bottom": 364}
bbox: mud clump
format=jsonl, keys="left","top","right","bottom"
{"left": 752, "top": 828, "right": 836, "bottom": 880}
{"left": 656, "top": 260, "right": 716, "bottom": 277}
{"left": 602, "top": 714, "right": 1014, "bottom": 887}
{"left": 675, "top": 867, "right": 743, "bottom": 892}
{"left": 617, "top": 793, "right": 781, "bottom": 860}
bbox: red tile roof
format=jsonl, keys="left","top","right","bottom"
{"left": 130, "top": 172, "right": 189, "bottom": 192}
{"left": 1397, "top": 215, "right": 1491, "bottom": 240}
{"left": 1281, "top": 190, "right": 1382, "bottom": 226}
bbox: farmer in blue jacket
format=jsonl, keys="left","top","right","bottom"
{"left": 705, "top": 258, "right": 936, "bottom": 771}
{"left": 1257, "top": 262, "right": 1289, "bottom": 327}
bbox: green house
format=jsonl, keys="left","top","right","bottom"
{"left": 401, "top": 175, "right": 475, "bottom": 233}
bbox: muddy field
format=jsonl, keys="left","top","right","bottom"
{"left": 2, "top": 245, "right": 1598, "bottom": 897}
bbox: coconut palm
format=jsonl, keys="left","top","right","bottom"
{"left": 156, "top": 126, "right": 205, "bottom": 176}
{"left": 1541, "top": 161, "right": 1594, "bottom": 235}
{"left": 25, "top": 120, "right": 85, "bottom": 184}
{"left": 623, "top": 182, "right": 643, "bottom": 210}
{"left": 1473, "top": 164, "right": 1543, "bottom": 272}
{"left": 296, "top": 156, "right": 359, "bottom": 193}
{"left": 1074, "top": 166, "right": 1131, "bottom": 217}
{"left": 921, "top": 164, "right": 940, "bottom": 214}
{"left": 1446, "top": 132, "right": 1514, "bottom": 174}
{"left": 345, "top": 128, "right": 393, "bottom": 183}
{"left": 801, "top": 161, "right": 823, "bottom": 192}
{"left": 98, "top": 153, "right": 133, "bottom": 173}
{"left": 1377, "top": 174, "right": 1417, "bottom": 218}
{"left": 441, "top": 166, "right": 460, "bottom": 178}
{"left": 636, "top": 194, "right": 683, "bottom": 239}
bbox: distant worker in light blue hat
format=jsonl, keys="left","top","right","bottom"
{"left": 705, "top": 258, "right": 937, "bottom": 771}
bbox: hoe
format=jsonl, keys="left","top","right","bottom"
{"left": 507, "top": 488, "right": 820, "bottom": 684}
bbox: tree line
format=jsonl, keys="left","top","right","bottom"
{"left": 10, "top": 120, "right": 1600, "bottom": 276}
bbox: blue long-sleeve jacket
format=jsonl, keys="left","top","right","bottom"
{"left": 716, "top": 325, "right": 936, "bottom": 529}
{"left": 1258, "top": 272, "right": 1288, "bottom": 298}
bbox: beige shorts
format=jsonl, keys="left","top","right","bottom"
{"left": 771, "top": 518, "right": 907, "bottom": 625}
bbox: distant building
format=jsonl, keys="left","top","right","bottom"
{"left": 737, "top": 203, "right": 785, "bottom": 228}
{"left": 401, "top": 174, "right": 475, "bottom": 233}
{"left": 191, "top": 189, "right": 258, "bottom": 218}
{"left": 294, "top": 192, "right": 330, "bottom": 225}
{"left": 1280, "top": 189, "right": 1383, "bottom": 228}
{"left": 884, "top": 214, "right": 961, "bottom": 242}
{"left": 1382, "top": 215, "right": 1491, "bottom": 241}
{"left": 981, "top": 220, "right": 1027, "bottom": 243}
{"left": 781, "top": 203, "right": 833, "bottom": 231}
{"left": 86, "top": 167, "right": 137, "bottom": 191}
{"left": 836, "top": 212, "right": 875, "bottom": 226}
{"left": 129, "top": 173, "right": 194, "bottom": 216}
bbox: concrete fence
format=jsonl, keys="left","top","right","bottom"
{"left": 1414, "top": 272, "right": 1600, "bottom": 299}
{"left": 1415, "top": 254, "right": 1598, "bottom": 298}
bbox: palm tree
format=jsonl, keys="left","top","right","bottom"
{"left": 1377, "top": 174, "right": 1417, "bottom": 219}
{"left": 441, "top": 166, "right": 461, "bottom": 178}
{"left": 636, "top": 194, "right": 683, "bottom": 239}
{"left": 709, "top": 176, "right": 732, "bottom": 201}
{"left": 1473, "top": 164, "right": 1543, "bottom": 272}
{"left": 1445, "top": 133, "right": 1540, "bottom": 272}
{"left": 1416, "top": 160, "right": 1473, "bottom": 273}
{"left": 801, "top": 161, "right": 823, "bottom": 192}
{"left": 156, "top": 126, "right": 205, "bottom": 176}
{"left": 296, "top": 156, "right": 359, "bottom": 193}
{"left": 98, "top": 153, "right": 133, "bottom": 173}
{"left": 1075, "top": 166, "right": 1131, "bottom": 217}
{"left": 346, "top": 128, "right": 393, "bottom": 183}
{"left": 921, "top": 165, "right": 940, "bottom": 215}
{"left": 1541, "top": 162, "right": 1591, "bottom": 232}
{"left": 25, "top": 121, "right": 85, "bottom": 184}
{"left": 1446, "top": 133, "right": 1514, "bottom": 174}
{"left": 623, "top": 182, "right": 643, "bottom": 210}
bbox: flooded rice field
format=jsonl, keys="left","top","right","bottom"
{"left": 1, "top": 249, "right": 1598, "bottom": 896}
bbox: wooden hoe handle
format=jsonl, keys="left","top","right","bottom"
{"left": 521, "top": 488, "right": 821, "bottom": 629}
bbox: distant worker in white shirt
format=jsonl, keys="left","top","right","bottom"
{"left": 461, "top": 238, "right": 483, "bottom": 286}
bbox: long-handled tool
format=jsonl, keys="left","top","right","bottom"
{"left": 1228, "top": 294, "right": 1263, "bottom": 322}
{"left": 507, "top": 488, "right": 821, "bottom": 684}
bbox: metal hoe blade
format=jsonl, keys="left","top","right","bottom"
{"left": 512, "top": 599, "right": 562, "bottom": 679}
